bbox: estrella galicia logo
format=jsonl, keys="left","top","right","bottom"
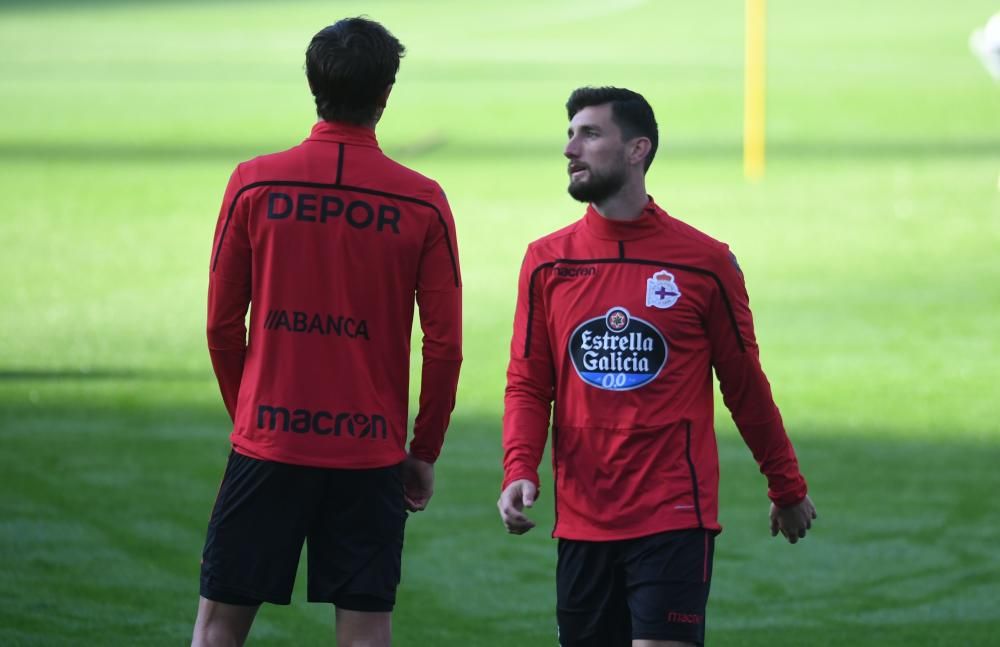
{"left": 569, "top": 307, "right": 667, "bottom": 391}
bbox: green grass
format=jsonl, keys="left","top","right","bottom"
{"left": 1, "top": 1, "right": 999, "bottom": 645}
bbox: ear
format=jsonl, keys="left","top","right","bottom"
{"left": 628, "top": 137, "right": 652, "bottom": 167}
{"left": 377, "top": 84, "right": 393, "bottom": 108}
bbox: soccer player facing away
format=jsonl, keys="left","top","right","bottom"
{"left": 498, "top": 87, "right": 816, "bottom": 647}
{"left": 192, "top": 18, "right": 462, "bottom": 647}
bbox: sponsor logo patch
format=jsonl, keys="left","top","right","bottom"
{"left": 645, "top": 270, "right": 681, "bottom": 309}
{"left": 568, "top": 307, "right": 667, "bottom": 391}
{"left": 263, "top": 309, "right": 369, "bottom": 340}
{"left": 257, "top": 404, "right": 387, "bottom": 439}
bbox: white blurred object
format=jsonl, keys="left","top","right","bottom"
{"left": 970, "top": 12, "right": 1000, "bottom": 80}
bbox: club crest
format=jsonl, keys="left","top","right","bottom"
{"left": 645, "top": 270, "right": 681, "bottom": 309}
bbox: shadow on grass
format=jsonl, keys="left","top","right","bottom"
{"left": 2, "top": 136, "right": 999, "bottom": 164}
{"left": 0, "top": 368, "right": 212, "bottom": 382}
{"left": 0, "top": 0, "right": 247, "bottom": 11}
{"left": 1, "top": 387, "right": 997, "bottom": 646}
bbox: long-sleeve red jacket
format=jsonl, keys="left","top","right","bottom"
{"left": 208, "top": 121, "right": 462, "bottom": 469}
{"left": 503, "top": 199, "right": 806, "bottom": 540}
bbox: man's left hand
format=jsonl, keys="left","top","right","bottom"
{"left": 402, "top": 455, "right": 434, "bottom": 512}
{"left": 770, "top": 495, "right": 817, "bottom": 544}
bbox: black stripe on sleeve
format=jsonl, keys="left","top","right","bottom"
{"left": 618, "top": 240, "right": 625, "bottom": 259}
{"left": 435, "top": 213, "right": 460, "bottom": 288}
{"left": 210, "top": 180, "right": 460, "bottom": 288}
{"left": 212, "top": 196, "right": 240, "bottom": 274}
{"left": 524, "top": 262, "right": 557, "bottom": 358}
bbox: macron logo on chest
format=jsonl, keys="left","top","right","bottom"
{"left": 266, "top": 191, "right": 401, "bottom": 234}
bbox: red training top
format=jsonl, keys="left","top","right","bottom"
{"left": 208, "top": 121, "right": 462, "bottom": 469}
{"left": 503, "top": 199, "right": 806, "bottom": 540}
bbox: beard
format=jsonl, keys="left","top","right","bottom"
{"left": 567, "top": 163, "right": 627, "bottom": 204}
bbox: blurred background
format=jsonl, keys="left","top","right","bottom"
{"left": 1, "top": 1, "right": 998, "bottom": 644}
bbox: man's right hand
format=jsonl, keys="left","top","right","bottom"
{"left": 497, "top": 479, "right": 538, "bottom": 535}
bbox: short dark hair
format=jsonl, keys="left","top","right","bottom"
{"left": 566, "top": 86, "right": 659, "bottom": 171}
{"left": 306, "top": 17, "right": 405, "bottom": 125}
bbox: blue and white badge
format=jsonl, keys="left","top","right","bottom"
{"left": 645, "top": 270, "right": 681, "bottom": 309}
{"left": 568, "top": 307, "right": 667, "bottom": 391}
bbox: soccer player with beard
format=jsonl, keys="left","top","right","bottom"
{"left": 498, "top": 87, "right": 816, "bottom": 647}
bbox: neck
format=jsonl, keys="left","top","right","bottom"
{"left": 591, "top": 178, "right": 649, "bottom": 221}
{"left": 315, "top": 114, "right": 380, "bottom": 131}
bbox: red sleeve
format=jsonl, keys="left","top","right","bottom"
{"left": 207, "top": 166, "right": 251, "bottom": 422}
{"left": 707, "top": 248, "right": 807, "bottom": 507}
{"left": 409, "top": 186, "right": 462, "bottom": 463}
{"left": 501, "top": 247, "right": 554, "bottom": 490}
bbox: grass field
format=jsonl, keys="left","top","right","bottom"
{"left": 1, "top": 1, "right": 999, "bottom": 645}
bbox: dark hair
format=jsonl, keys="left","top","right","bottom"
{"left": 306, "top": 17, "right": 405, "bottom": 125}
{"left": 566, "top": 86, "right": 659, "bottom": 171}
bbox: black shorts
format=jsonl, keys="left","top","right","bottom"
{"left": 556, "top": 529, "right": 715, "bottom": 646}
{"left": 200, "top": 451, "right": 406, "bottom": 612}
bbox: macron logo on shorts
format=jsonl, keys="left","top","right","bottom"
{"left": 667, "top": 611, "right": 704, "bottom": 625}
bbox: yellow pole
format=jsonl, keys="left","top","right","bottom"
{"left": 744, "top": 0, "right": 766, "bottom": 180}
